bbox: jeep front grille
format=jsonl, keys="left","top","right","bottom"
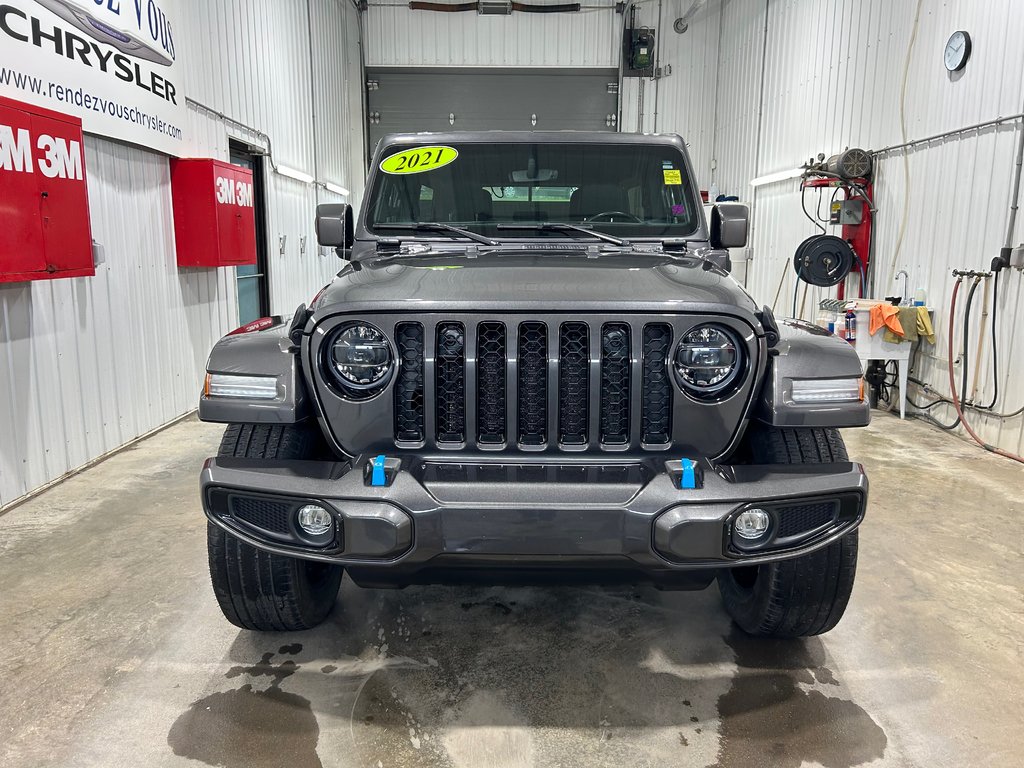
{"left": 600, "top": 323, "right": 631, "bottom": 445}
{"left": 476, "top": 322, "right": 507, "bottom": 444}
{"left": 394, "top": 322, "right": 425, "bottom": 442}
{"left": 517, "top": 322, "right": 548, "bottom": 445}
{"left": 641, "top": 324, "right": 673, "bottom": 444}
{"left": 558, "top": 322, "right": 589, "bottom": 445}
{"left": 389, "top": 319, "right": 687, "bottom": 451}
{"left": 435, "top": 322, "right": 466, "bottom": 443}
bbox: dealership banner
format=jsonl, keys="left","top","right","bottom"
{"left": 0, "top": 0, "right": 187, "bottom": 156}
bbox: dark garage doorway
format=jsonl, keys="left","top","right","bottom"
{"left": 366, "top": 68, "right": 620, "bottom": 147}
{"left": 228, "top": 141, "right": 270, "bottom": 325}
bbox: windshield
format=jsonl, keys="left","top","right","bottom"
{"left": 365, "top": 142, "right": 701, "bottom": 240}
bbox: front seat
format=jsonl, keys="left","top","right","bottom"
{"left": 569, "top": 185, "right": 631, "bottom": 221}
{"left": 459, "top": 187, "right": 493, "bottom": 222}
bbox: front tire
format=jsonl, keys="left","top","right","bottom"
{"left": 207, "top": 424, "right": 343, "bottom": 631}
{"left": 717, "top": 425, "right": 859, "bottom": 638}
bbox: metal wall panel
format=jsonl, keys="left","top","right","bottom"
{"left": 1, "top": 0, "right": 367, "bottom": 507}
{"left": 365, "top": 1, "right": 620, "bottom": 68}
{"left": 366, "top": 69, "right": 618, "bottom": 143}
{"left": 702, "top": 0, "right": 1024, "bottom": 454}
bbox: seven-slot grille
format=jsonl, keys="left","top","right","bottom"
{"left": 392, "top": 320, "right": 676, "bottom": 450}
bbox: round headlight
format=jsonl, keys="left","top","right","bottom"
{"left": 674, "top": 324, "right": 743, "bottom": 397}
{"left": 328, "top": 323, "right": 394, "bottom": 393}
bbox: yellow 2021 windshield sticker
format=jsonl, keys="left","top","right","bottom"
{"left": 663, "top": 169, "right": 682, "bottom": 185}
{"left": 380, "top": 146, "right": 458, "bottom": 175}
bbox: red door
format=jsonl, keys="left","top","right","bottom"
{"left": 32, "top": 112, "right": 92, "bottom": 273}
{"left": 215, "top": 162, "right": 256, "bottom": 266}
{"left": 0, "top": 95, "right": 93, "bottom": 282}
{"left": 0, "top": 101, "right": 46, "bottom": 276}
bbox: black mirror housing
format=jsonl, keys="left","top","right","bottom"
{"left": 710, "top": 203, "right": 749, "bottom": 249}
{"left": 315, "top": 203, "right": 354, "bottom": 249}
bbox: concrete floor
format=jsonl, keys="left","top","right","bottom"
{"left": 0, "top": 414, "right": 1020, "bottom": 768}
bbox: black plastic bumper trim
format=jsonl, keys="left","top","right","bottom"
{"left": 200, "top": 456, "right": 868, "bottom": 575}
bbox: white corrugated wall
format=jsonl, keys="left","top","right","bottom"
{"left": 620, "top": 0, "right": 722, "bottom": 186}
{"left": 364, "top": 1, "right": 621, "bottom": 68}
{"left": 650, "top": 0, "right": 1024, "bottom": 455}
{"left": 0, "top": 138, "right": 237, "bottom": 506}
{"left": 0, "top": 0, "right": 366, "bottom": 507}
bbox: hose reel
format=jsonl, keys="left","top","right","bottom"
{"left": 793, "top": 235, "right": 856, "bottom": 287}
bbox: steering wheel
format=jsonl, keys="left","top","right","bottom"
{"left": 584, "top": 211, "right": 643, "bottom": 223}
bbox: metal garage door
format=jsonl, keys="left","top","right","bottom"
{"left": 366, "top": 68, "right": 619, "bottom": 147}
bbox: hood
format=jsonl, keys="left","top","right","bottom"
{"left": 311, "top": 249, "right": 760, "bottom": 320}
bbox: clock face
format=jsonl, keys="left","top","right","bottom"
{"left": 944, "top": 30, "right": 972, "bottom": 72}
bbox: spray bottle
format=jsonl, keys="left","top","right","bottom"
{"left": 845, "top": 309, "right": 857, "bottom": 343}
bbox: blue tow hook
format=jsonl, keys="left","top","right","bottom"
{"left": 370, "top": 455, "right": 387, "bottom": 487}
{"left": 679, "top": 458, "right": 697, "bottom": 489}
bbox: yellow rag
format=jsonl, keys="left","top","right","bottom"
{"left": 915, "top": 306, "right": 935, "bottom": 344}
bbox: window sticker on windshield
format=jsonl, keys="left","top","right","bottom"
{"left": 663, "top": 169, "right": 682, "bottom": 185}
{"left": 380, "top": 146, "right": 459, "bottom": 175}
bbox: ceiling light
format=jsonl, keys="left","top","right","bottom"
{"left": 749, "top": 167, "right": 806, "bottom": 187}
{"left": 323, "top": 182, "right": 350, "bottom": 196}
{"left": 276, "top": 165, "right": 314, "bottom": 184}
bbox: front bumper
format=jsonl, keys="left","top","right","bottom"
{"left": 200, "top": 456, "right": 868, "bottom": 587}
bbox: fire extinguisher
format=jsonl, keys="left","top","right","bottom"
{"left": 845, "top": 310, "right": 857, "bottom": 343}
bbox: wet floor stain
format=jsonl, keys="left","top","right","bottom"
{"left": 226, "top": 652, "right": 298, "bottom": 685}
{"left": 345, "top": 585, "right": 730, "bottom": 767}
{"left": 164, "top": 586, "right": 887, "bottom": 768}
{"left": 167, "top": 650, "right": 322, "bottom": 768}
{"left": 460, "top": 598, "right": 515, "bottom": 615}
{"left": 713, "top": 628, "right": 887, "bottom": 768}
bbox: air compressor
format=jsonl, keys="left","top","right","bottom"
{"left": 794, "top": 148, "right": 875, "bottom": 300}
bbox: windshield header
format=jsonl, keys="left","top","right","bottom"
{"left": 364, "top": 142, "right": 702, "bottom": 241}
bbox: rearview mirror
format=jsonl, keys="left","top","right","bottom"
{"left": 709, "top": 203, "right": 748, "bottom": 249}
{"left": 511, "top": 168, "right": 558, "bottom": 183}
{"left": 315, "top": 203, "right": 354, "bottom": 250}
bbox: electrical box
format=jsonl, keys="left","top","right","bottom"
{"left": 170, "top": 158, "right": 257, "bottom": 268}
{"left": 0, "top": 95, "right": 94, "bottom": 284}
{"left": 622, "top": 26, "right": 656, "bottom": 77}
{"left": 830, "top": 199, "right": 864, "bottom": 226}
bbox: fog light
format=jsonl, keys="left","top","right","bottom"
{"left": 296, "top": 504, "right": 333, "bottom": 536}
{"left": 735, "top": 508, "right": 771, "bottom": 540}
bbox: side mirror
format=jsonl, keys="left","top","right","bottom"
{"left": 315, "top": 203, "right": 354, "bottom": 250}
{"left": 709, "top": 203, "right": 748, "bottom": 249}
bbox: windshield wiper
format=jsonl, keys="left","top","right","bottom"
{"left": 386, "top": 222, "right": 500, "bottom": 246}
{"left": 495, "top": 222, "right": 630, "bottom": 247}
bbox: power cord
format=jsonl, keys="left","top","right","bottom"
{"left": 800, "top": 184, "right": 826, "bottom": 234}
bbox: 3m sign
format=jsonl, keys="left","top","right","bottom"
{"left": 215, "top": 174, "right": 254, "bottom": 208}
{"left": 171, "top": 158, "right": 257, "bottom": 268}
{"left": 0, "top": 94, "right": 93, "bottom": 283}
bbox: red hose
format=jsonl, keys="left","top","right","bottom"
{"left": 946, "top": 276, "right": 1024, "bottom": 465}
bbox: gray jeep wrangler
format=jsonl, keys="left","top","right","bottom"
{"left": 198, "top": 132, "right": 869, "bottom": 637}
